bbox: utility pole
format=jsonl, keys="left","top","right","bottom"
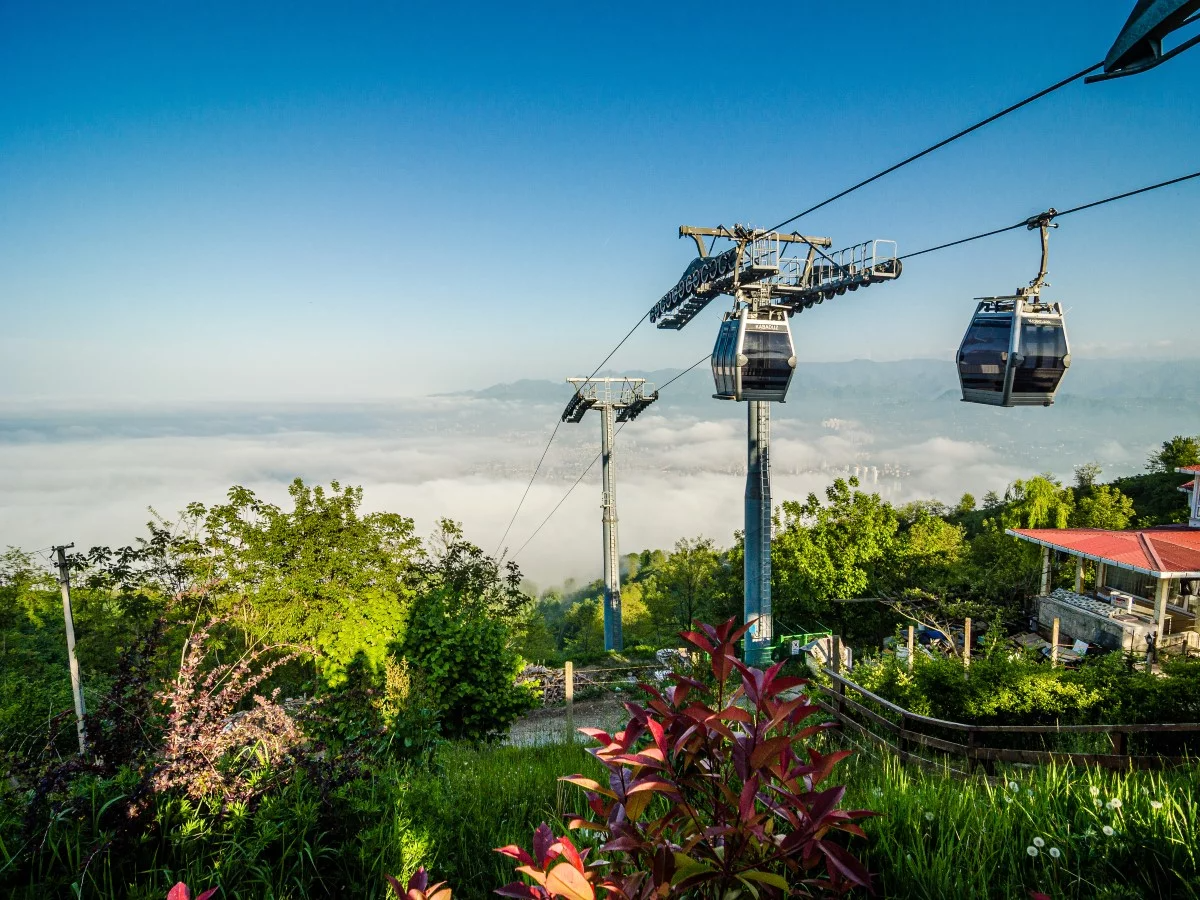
{"left": 53, "top": 543, "right": 87, "bottom": 756}
{"left": 562, "top": 377, "right": 658, "bottom": 651}
{"left": 651, "top": 224, "right": 902, "bottom": 665}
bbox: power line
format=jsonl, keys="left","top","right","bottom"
{"left": 899, "top": 168, "right": 1200, "bottom": 261}
{"left": 494, "top": 308, "right": 654, "bottom": 557}
{"left": 492, "top": 419, "right": 563, "bottom": 556}
{"left": 584, "top": 311, "right": 650, "bottom": 382}
{"left": 497, "top": 57, "right": 1178, "bottom": 556}
{"left": 657, "top": 352, "right": 713, "bottom": 392}
{"left": 767, "top": 60, "right": 1103, "bottom": 234}
{"left": 511, "top": 353, "right": 711, "bottom": 560}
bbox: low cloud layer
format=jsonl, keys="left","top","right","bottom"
{"left": 4, "top": 359, "right": 1190, "bottom": 585}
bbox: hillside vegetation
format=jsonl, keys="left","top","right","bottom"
{"left": 1, "top": 435, "right": 1197, "bottom": 898}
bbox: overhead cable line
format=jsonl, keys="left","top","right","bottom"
{"left": 492, "top": 419, "right": 563, "bottom": 556}
{"left": 493, "top": 310, "right": 651, "bottom": 557}
{"left": 767, "top": 60, "right": 1103, "bottom": 233}
{"left": 511, "top": 352, "right": 712, "bottom": 560}
{"left": 898, "top": 168, "right": 1200, "bottom": 260}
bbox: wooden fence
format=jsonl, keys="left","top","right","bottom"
{"left": 811, "top": 668, "right": 1200, "bottom": 775}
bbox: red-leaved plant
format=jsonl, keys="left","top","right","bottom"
{"left": 387, "top": 867, "right": 452, "bottom": 900}
{"left": 496, "top": 619, "right": 876, "bottom": 898}
{"left": 166, "top": 882, "right": 217, "bottom": 900}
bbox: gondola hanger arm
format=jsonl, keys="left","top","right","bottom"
{"left": 1022, "top": 208, "right": 1058, "bottom": 294}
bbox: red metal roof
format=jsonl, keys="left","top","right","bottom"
{"left": 1181, "top": 480, "right": 1197, "bottom": 491}
{"left": 1177, "top": 465, "right": 1200, "bottom": 474}
{"left": 1007, "top": 526, "right": 1200, "bottom": 577}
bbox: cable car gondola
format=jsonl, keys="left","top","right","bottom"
{"left": 956, "top": 209, "right": 1071, "bottom": 407}
{"left": 711, "top": 306, "right": 796, "bottom": 402}
{"left": 956, "top": 296, "right": 1070, "bottom": 406}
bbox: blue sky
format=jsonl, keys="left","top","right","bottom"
{"left": 1, "top": 1, "right": 1197, "bottom": 402}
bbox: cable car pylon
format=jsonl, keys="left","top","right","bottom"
{"left": 650, "top": 224, "right": 903, "bottom": 664}
{"left": 561, "top": 377, "right": 658, "bottom": 652}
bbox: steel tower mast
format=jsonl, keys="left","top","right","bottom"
{"left": 650, "top": 225, "right": 903, "bottom": 664}
{"left": 561, "top": 377, "right": 658, "bottom": 651}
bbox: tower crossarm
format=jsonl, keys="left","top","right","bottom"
{"left": 563, "top": 377, "right": 657, "bottom": 420}
{"left": 652, "top": 226, "right": 834, "bottom": 330}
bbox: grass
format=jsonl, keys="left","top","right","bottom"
{"left": 839, "top": 749, "right": 1200, "bottom": 899}
{"left": 2, "top": 737, "right": 1197, "bottom": 899}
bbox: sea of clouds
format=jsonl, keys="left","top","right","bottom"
{"left": 3, "top": 357, "right": 1189, "bottom": 588}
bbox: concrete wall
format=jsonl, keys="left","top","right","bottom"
{"left": 1036, "top": 596, "right": 1153, "bottom": 652}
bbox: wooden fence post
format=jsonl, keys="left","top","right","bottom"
{"left": 564, "top": 661, "right": 574, "bottom": 742}
{"left": 906, "top": 625, "right": 915, "bottom": 672}
{"left": 1051, "top": 618, "right": 1060, "bottom": 668}
{"left": 831, "top": 636, "right": 845, "bottom": 717}
{"left": 963, "top": 618, "right": 972, "bottom": 670}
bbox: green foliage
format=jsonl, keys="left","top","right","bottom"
{"left": 1071, "top": 484, "right": 1136, "bottom": 530}
{"left": 404, "top": 587, "right": 536, "bottom": 740}
{"left": 0, "top": 550, "right": 163, "bottom": 757}
{"left": 194, "top": 479, "right": 422, "bottom": 684}
{"left": 1001, "top": 474, "right": 1074, "bottom": 530}
{"left": 1108, "top": 471, "right": 1191, "bottom": 526}
{"left": 641, "top": 536, "right": 720, "bottom": 636}
{"left": 1147, "top": 434, "right": 1200, "bottom": 473}
{"left": 853, "top": 650, "right": 1200, "bottom": 730}
{"left": 773, "top": 477, "right": 899, "bottom": 626}
{"left": 3, "top": 732, "right": 1198, "bottom": 900}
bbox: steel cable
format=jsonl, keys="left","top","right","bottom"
{"left": 767, "top": 61, "right": 1104, "bottom": 234}
{"left": 898, "top": 168, "right": 1200, "bottom": 261}
{"left": 510, "top": 352, "right": 712, "bottom": 560}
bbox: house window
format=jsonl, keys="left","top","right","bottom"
{"left": 1169, "top": 579, "right": 1199, "bottom": 616}
{"left": 1103, "top": 566, "right": 1156, "bottom": 603}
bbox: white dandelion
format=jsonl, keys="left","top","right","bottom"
{"left": 1009, "top": 781, "right": 1020, "bottom": 791}
{"left": 1102, "top": 825, "right": 1115, "bottom": 837}
{"left": 1049, "top": 847, "right": 1061, "bottom": 859}
{"left": 1089, "top": 786, "right": 1101, "bottom": 797}
{"left": 1093, "top": 798, "right": 1103, "bottom": 808}
{"left": 1151, "top": 800, "right": 1163, "bottom": 810}
{"left": 1026, "top": 846, "right": 1039, "bottom": 857}
{"left": 925, "top": 812, "right": 934, "bottom": 822}
{"left": 1108, "top": 798, "right": 1122, "bottom": 809}
{"left": 1033, "top": 837, "right": 1045, "bottom": 848}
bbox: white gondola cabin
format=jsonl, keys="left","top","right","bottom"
{"left": 956, "top": 295, "right": 1070, "bottom": 407}
{"left": 711, "top": 307, "right": 796, "bottom": 402}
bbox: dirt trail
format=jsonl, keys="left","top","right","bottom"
{"left": 505, "top": 697, "right": 629, "bottom": 747}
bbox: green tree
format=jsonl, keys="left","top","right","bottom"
{"left": 886, "top": 512, "right": 967, "bottom": 597}
{"left": 1001, "top": 474, "right": 1074, "bottom": 530}
{"left": 1148, "top": 435, "right": 1200, "bottom": 473}
{"left": 194, "top": 479, "right": 423, "bottom": 683}
{"left": 644, "top": 537, "right": 719, "bottom": 635}
{"left": 1071, "top": 483, "right": 1136, "bottom": 530}
{"left": 1073, "top": 461, "right": 1103, "bottom": 490}
{"left": 772, "top": 478, "right": 899, "bottom": 627}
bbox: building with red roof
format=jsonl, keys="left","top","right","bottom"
{"left": 1006, "top": 467, "right": 1200, "bottom": 656}
{"left": 1179, "top": 464, "right": 1200, "bottom": 528}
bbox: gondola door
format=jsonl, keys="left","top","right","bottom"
{"left": 957, "top": 300, "right": 1016, "bottom": 406}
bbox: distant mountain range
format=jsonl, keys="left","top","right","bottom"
{"left": 450, "top": 358, "right": 1198, "bottom": 406}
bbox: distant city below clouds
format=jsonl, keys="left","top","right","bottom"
{"left": 2, "top": 358, "right": 1195, "bottom": 587}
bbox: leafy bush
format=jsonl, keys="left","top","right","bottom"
{"left": 853, "top": 647, "right": 1200, "bottom": 735}
{"left": 498, "top": 618, "right": 874, "bottom": 898}
{"left": 405, "top": 588, "right": 537, "bottom": 740}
